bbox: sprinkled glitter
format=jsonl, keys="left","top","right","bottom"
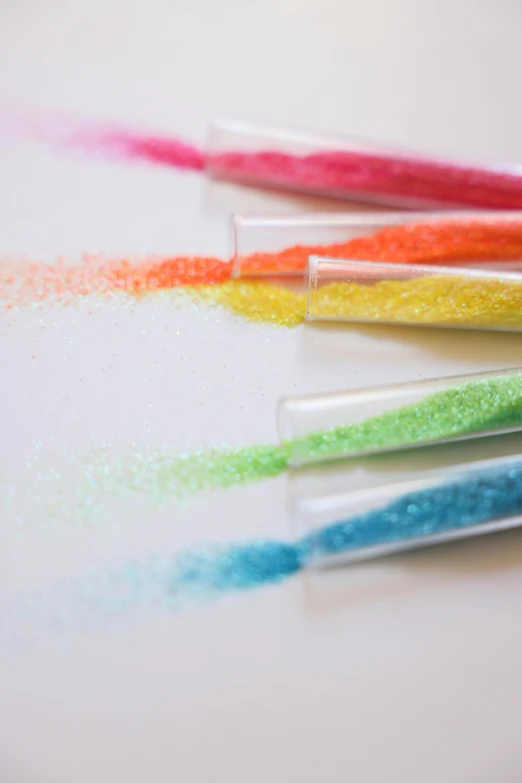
{"left": 171, "top": 541, "right": 302, "bottom": 595}
{"left": 4, "top": 441, "right": 293, "bottom": 527}
{"left": 109, "top": 256, "right": 232, "bottom": 291}
{"left": 309, "top": 274, "right": 522, "bottom": 329}
{"left": 3, "top": 219, "right": 522, "bottom": 314}
{"left": 306, "top": 458, "right": 522, "bottom": 559}
{"left": 6, "top": 458, "right": 522, "bottom": 640}
{"left": 210, "top": 148, "right": 522, "bottom": 209}
{"left": 2, "top": 109, "right": 206, "bottom": 171}
{"left": 9, "top": 108, "right": 522, "bottom": 208}
{"left": 0, "top": 255, "right": 232, "bottom": 309}
{"left": 191, "top": 281, "right": 307, "bottom": 327}
{"left": 7, "top": 373, "right": 522, "bottom": 525}
{"left": 290, "top": 373, "right": 522, "bottom": 462}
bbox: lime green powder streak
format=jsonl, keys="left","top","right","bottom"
{"left": 153, "top": 374, "right": 522, "bottom": 495}
{"left": 292, "top": 374, "right": 522, "bottom": 463}
{"left": 12, "top": 374, "right": 522, "bottom": 524}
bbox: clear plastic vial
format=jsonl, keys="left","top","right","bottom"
{"left": 296, "top": 455, "right": 522, "bottom": 568}
{"left": 306, "top": 257, "right": 522, "bottom": 331}
{"left": 207, "top": 119, "right": 522, "bottom": 209}
{"left": 231, "top": 210, "right": 522, "bottom": 277}
{"left": 278, "top": 367, "right": 522, "bottom": 467}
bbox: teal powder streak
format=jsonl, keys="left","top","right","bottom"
{"left": 8, "top": 458, "right": 522, "bottom": 640}
{"left": 169, "top": 458, "right": 522, "bottom": 595}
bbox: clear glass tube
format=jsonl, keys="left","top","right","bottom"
{"left": 278, "top": 367, "right": 522, "bottom": 467}
{"left": 292, "top": 454, "right": 522, "bottom": 568}
{"left": 231, "top": 210, "right": 522, "bottom": 277}
{"left": 306, "top": 257, "right": 522, "bottom": 331}
{"left": 207, "top": 119, "right": 522, "bottom": 210}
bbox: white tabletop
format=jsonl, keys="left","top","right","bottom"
{"left": 2, "top": 1, "right": 522, "bottom": 781}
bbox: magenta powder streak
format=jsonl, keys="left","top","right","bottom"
{"left": 208, "top": 149, "right": 522, "bottom": 209}
{"left": 68, "top": 128, "right": 206, "bottom": 171}
{"left": 0, "top": 108, "right": 206, "bottom": 171}
{"left": 63, "top": 126, "right": 522, "bottom": 207}
{"left": 6, "top": 108, "right": 522, "bottom": 207}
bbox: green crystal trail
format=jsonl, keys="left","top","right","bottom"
{"left": 148, "top": 373, "right": 522, "bottom": 495}
{"left": 15, "top": 374, "right": 522, "bottom": 522}
{"left": 292, "top": 374, "right": 522, "bottom": 462}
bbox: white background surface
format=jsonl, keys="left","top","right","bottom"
{"left": 2, "top": 1, "right": 522, "bottom": 781}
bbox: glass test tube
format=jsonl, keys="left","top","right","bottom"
{"left": 295, "top": 454, "right": 522, "bottom": 569}
{"left": 306, "top": 257, "right": 522, "bottom": 331}
{"left": 207, "top": 119, "right": 522, "bottom": 210}
{"left": 278, "top": 367, "right": 522, "bottom": 468}
{"left": 231, "top": 210, "right": 522, "bottom": 277}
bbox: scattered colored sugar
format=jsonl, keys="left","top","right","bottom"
{"left": 7, "top": 459, "right": 522, "bottom": 640}
{"left": 210, "top": 149, "right": 522, "bottom": 209}
{"left": 240, "top": 220, "right": 522, "bottom": 275}
{"left": 310, "top": 275, "right": 522, "bottom": 328}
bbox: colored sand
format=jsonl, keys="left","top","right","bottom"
{"left": 310, "top": 275, "right": 522, "bottom": 328}
{"left": 8, "top": 458, "right": 522, "bottom": 640}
